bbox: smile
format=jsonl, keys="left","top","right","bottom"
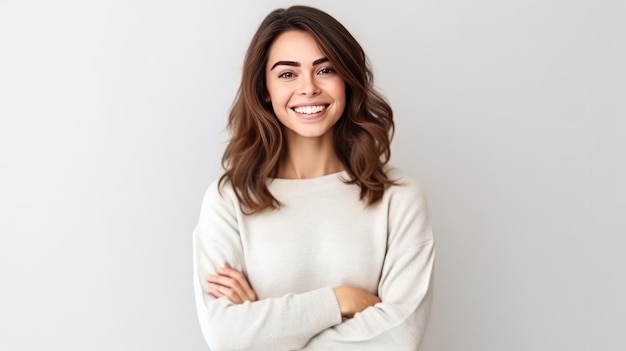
{"left": 292, "top": 105, "right": 328, "bottom": 115}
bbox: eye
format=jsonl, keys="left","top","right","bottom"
{"left": 318, "top": 67, "right": 336, "bottom": 75}
{"left": 278, "top": 71, "right": 296, "bottom": 79}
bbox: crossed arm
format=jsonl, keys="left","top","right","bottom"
{"left": 200, "top": 240, "right": 434, "bottom": 351}
{"left": 205, "top": 265, "right": 381, "bottom": 318}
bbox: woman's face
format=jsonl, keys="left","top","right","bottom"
{"left": 265, "top": 30, "right": 346, "bottom": 141}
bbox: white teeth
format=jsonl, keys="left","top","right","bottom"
{"left": 294, "top": 105, "right": 326, "bottom": 114}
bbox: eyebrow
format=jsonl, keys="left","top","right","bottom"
{"left": 270, "top": 57, "right": 330, "bottom": 70}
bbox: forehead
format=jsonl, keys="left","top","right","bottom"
{"left": 267, "top": 30, "right": 325, "bottom": 66}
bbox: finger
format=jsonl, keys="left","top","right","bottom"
{"left": 207, "top": 283, "right": 225, "bottom": 298}
{"left": 206, "top": 268, "right": 257, "bottom": 302}
{"left": 204, "top": 276, "right": 218, "bottom": 294}
{"left": 218, "top": 267, "right": 258, "bottom": 301}
{"left": 219, "top": 273, "right": 255, "bottom": 302}
{"left": 211, "top": 283, "right": 243, "bottom": 304}
{"left": 207, "top": 282, "right": 241, "bottom": 303}
{"left": 207, "top": 274, "right": 251, "bottom": 303}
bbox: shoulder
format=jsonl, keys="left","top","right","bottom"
{"left": 200, "top": 177, "right": 240, "bottom": 212}
{"left": 381, "top": 165, "right": 431, "bottom": 218}
{"left": 385, "top": 165, "right": 428, "bottom": 200}
{"left": 383, "top": 165, "right": 434, "bottom": 243}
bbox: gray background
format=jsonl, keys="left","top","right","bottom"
{"left": 1, "top": 0, "right": 624, "bottom": 350}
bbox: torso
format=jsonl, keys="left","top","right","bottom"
{"left": 235, "top": 171, "right": 389, "bottom": 298}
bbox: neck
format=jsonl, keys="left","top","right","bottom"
{"left": 277, "top": 130, "right": 344, "bottom": 179}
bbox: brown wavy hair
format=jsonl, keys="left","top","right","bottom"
{"left": 219, "top": 5, "right": 395, "bottom": 213}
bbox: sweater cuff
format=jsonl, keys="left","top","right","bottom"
{"left": 308, "top": 287, "right": 343, "bottom": 327}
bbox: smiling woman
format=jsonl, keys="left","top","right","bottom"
{"left": 193, "top": 5, "right": 435, "bottom": 351}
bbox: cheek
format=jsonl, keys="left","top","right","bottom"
{"left": 266, "top": 77, "right": 279, "bottom": 99}
{"left": 332, "top": 79, "right": 346, "bottom": 99}
{"left": 267, "top": 84, "right": 289, "bottom": 103}
{"left": 333, "top": 85, "right": 347, "bottom": 110}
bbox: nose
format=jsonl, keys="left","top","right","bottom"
{"left": 298, "top": 74, "right": 321, "bottom": 96}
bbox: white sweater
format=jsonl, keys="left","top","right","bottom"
{"left": 193, "top": 167, "right": 435, "bottom": 351}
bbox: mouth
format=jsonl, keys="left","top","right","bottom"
{"left": 291, "top": 104, "right": 329, "bottom": 115}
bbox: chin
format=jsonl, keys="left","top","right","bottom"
{"left": 288, "top": 127, "right": 333, "bottom": 139}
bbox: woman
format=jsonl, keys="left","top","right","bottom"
{"left": 193, "top": 5, "right": 434, "bottom": 351}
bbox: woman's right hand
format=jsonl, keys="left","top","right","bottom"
{"left": 332, "top": 286, "right": 381, "bottom": 318}
{"left": 205, "top": 264, "right": 258, "bottom": 304}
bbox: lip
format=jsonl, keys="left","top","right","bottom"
{"left": 289, "top": 102, "right": 330, "bottom": 109}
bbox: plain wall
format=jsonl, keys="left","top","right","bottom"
{"left": 1, "top": 0, "right": 623, "bottom": 350}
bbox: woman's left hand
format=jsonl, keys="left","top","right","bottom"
{"left": 205, "top": 265, "right": 258, "bottom": 304}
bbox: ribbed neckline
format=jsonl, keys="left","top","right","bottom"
{"left": 268, "top": 170, "right": 349, "bottom": 185}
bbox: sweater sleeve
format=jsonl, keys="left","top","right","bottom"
{"left": 300, "top": 181, "right": 435, "bottom": 351}
{"left": 193, "top": 181, "right": 342, "bottom": 351}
